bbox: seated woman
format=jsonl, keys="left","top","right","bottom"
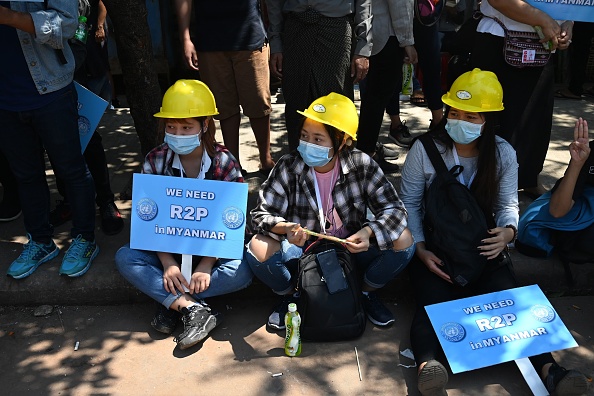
{"left": 400, "top": 69, "right": 588, "bottom": 395}
{"left": 115, "top": 80, "right": 253, "bottom": 351}
{"left": 246, "top": 92, "right": 415, "bottom": 330}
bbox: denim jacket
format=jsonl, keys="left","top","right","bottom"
{"left": 10, "top": 1, "right": 78, "bottom": 94}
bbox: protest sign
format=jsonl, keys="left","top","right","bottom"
{"left": 525, "top": 0, "right": 594, "bottom": 23}
{"left": 131, "top": 173, "right": 248, "bottom": 260}
{"left": 425, "top": 284, "right": 578, "bottom": 374}
{"left": 74, "top": 82, "right": 109, "bottom": 153}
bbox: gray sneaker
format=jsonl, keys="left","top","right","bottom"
{"left": 389, "top": 122, "right": 413, "bottom": 148}
{"left": 175, "top": 303, "right": 221, "bottom": 350}
{"left": 375, "top": 142, "right": 399, "bottom": 160}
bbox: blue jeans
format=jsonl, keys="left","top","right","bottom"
{"left": 246, "top": 239, "right": 415, "bottom": 295}
{"left": 115, "top": 244, "right": 254, "bottom": 309}
{"left": 0, "top": 84, "right": 95, "bottom": 243}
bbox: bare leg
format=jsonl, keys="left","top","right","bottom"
{"left": 249, "top": 114, "right": 275, "bottom": 170}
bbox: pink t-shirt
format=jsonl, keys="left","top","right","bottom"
{"left": 314, "top": 160, "right": 349, "bottom": 239}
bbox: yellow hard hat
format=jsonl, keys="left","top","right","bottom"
{"left": 297, "top": 92, "right": 358, "bottom": 140}
{"left": 154, "top": 79, "right": 219, "bottom": 118}
{"left": 442, "top": 68, "right": 504, "bottom": 112}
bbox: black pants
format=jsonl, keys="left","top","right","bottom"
{"left": 0, "top": 150, "right": 19, "bottom": 206}
{"left": 54, "top": 130, "right": 114, "bottom": 207}
{"left": 472, "top": 33, "right": 554, "bottom": 189}
{"left": 409, "top": 256, "right": 555, "bottom": 371}
{"left": 357, "top": 37, "right": 405, "bottom": 153}
{"left": 568, "top": 22, "right": 594, "bottom": 96}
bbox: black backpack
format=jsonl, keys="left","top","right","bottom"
{"left": 420, "top": 134, "right": 490, "bottom": 287}
{"left": 297, "top": 240, "right": 366, "bottom": 341}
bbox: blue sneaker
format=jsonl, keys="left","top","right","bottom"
{"left": 7, "top": 235, "right": 60, "bottom": 279}
{"left": 59, "top": 235, "right": 99, "bottom": 277}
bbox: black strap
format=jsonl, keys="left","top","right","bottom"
{"left": 419, "top": 134, "right": 449, "bottom": 176}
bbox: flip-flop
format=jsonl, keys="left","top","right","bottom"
{"left": 554, "top": 89, "right": 582, "bottom": 100}
{"left": 410, "top": 90, "right": 427, "bottom": 107}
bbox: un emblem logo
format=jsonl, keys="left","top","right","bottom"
{"left": 531, "top": 305, "right": 555, "bottom": 323}
{"left": 136, "top": 198, "right": 158, "bottom": 221}
{"left": 78, "top": 116, "right": 91, "bottom": 137}
{"left": 222, "top": 207, "right": 244, "bottom": 229}
{"left": 440, "top": 322, "right": 466, "bottom": 342}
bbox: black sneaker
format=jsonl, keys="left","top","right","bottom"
{"left": 175, "top": 303, "right": 222, "bottom": 350}
{"left": 545, "top": 363, "right": 588, "bottom": 395}
{"left": 49, "top": 200, "right": 72, "bottom": 227}
{"left": 268, "top": 295, "right": 299, "bottom": 330}
{"left": 418, "top": 360, "right": 449, "bottom": 396}
{"left": 375, "top": 142, "right": 399, "bottom": 160}
{"left": 0, "top": 201, "right": 21, "bottom": 222}
{"left": 362, "top": 292, "right": 395, "bottom": 326}
{"left": 389, "top": 122, "right": 413, "bottom": 148}
{"left": 99, "top": 201, "right": 124, "bottom": 235}
{"left": 150, "top": 303, "right": 181, "bottom": 335}
{"left": 371, "top": 149, "right": 399, "bottom": 174}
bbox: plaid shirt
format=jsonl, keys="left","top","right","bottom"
{"left": 142, "top": 142, "right": 244, "bottom": 182}
{"left": 251, "top": 149, "right": 408, "bottom": 250}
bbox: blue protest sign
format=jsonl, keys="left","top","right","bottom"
{"left": 524, "top": 0, "right": 594, "bottom": 23}
{"left": 130, "top": 173, "right": 248, "bottom": 260}
{"left": 425, "top": 284, "right": 578, "bottom": 374}
{"left": 74, "top": 82, "right": 109, "bottom": 153}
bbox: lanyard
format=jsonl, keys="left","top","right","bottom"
{"left": 452, "top": 145, "right": 476, "bottom": 187}
{"left": 310, "top": 166, "right": 338, "bottom": 234}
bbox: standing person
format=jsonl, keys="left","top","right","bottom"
{"left": 471, "top": 0, "right": 573, "bottom": 198}
{"left": 555, "top": 22, "right": 594, "bottom": 100}
{"left": 400, "top": 69, "right": 588, "bottom": 395}
{"left": 175, "top": 0, "right": 275, "bottom": 174}
{"left": 115, "top": 80, "right": 253, "bottom": 351}
{"left": 0, "top": 1, "right": 99, "bottom": 279}
{"left": 246, "top": 93, "right": 415, "bottom": 330}
{"left": 266, "top": 0, "right": 372, "bottom": 151}
{"left": 51, "top": 0, "right": 124, "bottom": 236}
{"left": 356, "top": 0, "right": 417, "bottom": 173}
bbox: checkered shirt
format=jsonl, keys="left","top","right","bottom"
{"left": 251, "top": 149, "right": 408, "bottom": 250}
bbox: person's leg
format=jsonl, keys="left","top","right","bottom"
{"left": 408, "top": 257, "right": 457, "bottom": 394}
{"left": 37, "top": 86, "right": 98, "bottom": 276}
{"left": 568, "top": 22, "right": 594, "bottom": 96}
{"left": 0, "top": 150, "right": 21, "bottom": 221}
{"left": 414, "top": 21, "right": 444, "bottom": 128}
{"left": 197, "top": 51, "right": 242, "bottom": 165}
{"left": 232, "top": 46, "right": 275, "bottom": 171}
{"left": 246, "top": 235, "right": 301, "bottom": 329}
{"left": 355, "top": 232, "right": 415, "bottom": 326}
{"left": 357, "top": 37, "right": 404, "bottom": 154}
{"left": 0, "top": 109, "right": 62, "bottom": 278}
{"left": 194, "top": 256, "right": 253, "bottom": 299}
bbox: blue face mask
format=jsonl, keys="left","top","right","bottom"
{"left": 297, "top": 140, "right": 332, "bottom": 167}
{"left": 445, "top": 119, "right": 484, "bottom": 145}
{"left": 164, "top": 132, "right": 201, "bottom": 155}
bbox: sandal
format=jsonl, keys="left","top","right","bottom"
{"left": 554, "top": 88, "right": 582, "bottom": 100}
{"left": 410, "top": 90, "right": 427, "bottom": 107}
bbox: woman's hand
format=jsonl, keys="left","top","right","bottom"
{"left": 479, "top": 227, "right": 513, "bottom": 260}
{"left": 557, "top": 21, "right": 574, "bottom": 51}
{"left": 345, "top": 227, "right": 372, "bottom": 253}
{"left": 569, "top": 118, "right": 590, "bottom": 165}
{"left": 190, "top": 268, "right": 211, "bottom": 294}
{"left": 285, "top": 222, "right": 308, "bottom": 246}
{"left": 162, "top": 264, "right": 189, "bottom": 295}
{"left": 416, "top": 244, "right": 452, "bottom": 283}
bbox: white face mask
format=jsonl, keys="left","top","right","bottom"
{"left": 445, "top": 119, "right": 484, "bottom": 144}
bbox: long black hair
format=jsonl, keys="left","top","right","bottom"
{"left": 428, "top": 106, "right": 501, "bottom": 216}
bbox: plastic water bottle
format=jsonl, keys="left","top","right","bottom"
{"left": 284, "top": 303, "right": 301, "bottom": 357}
{"left": 73, "top": 16, "right": 88, "bottom": 44}
{"left": 402, "top": 63, "right": 414, "bottom": 96}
